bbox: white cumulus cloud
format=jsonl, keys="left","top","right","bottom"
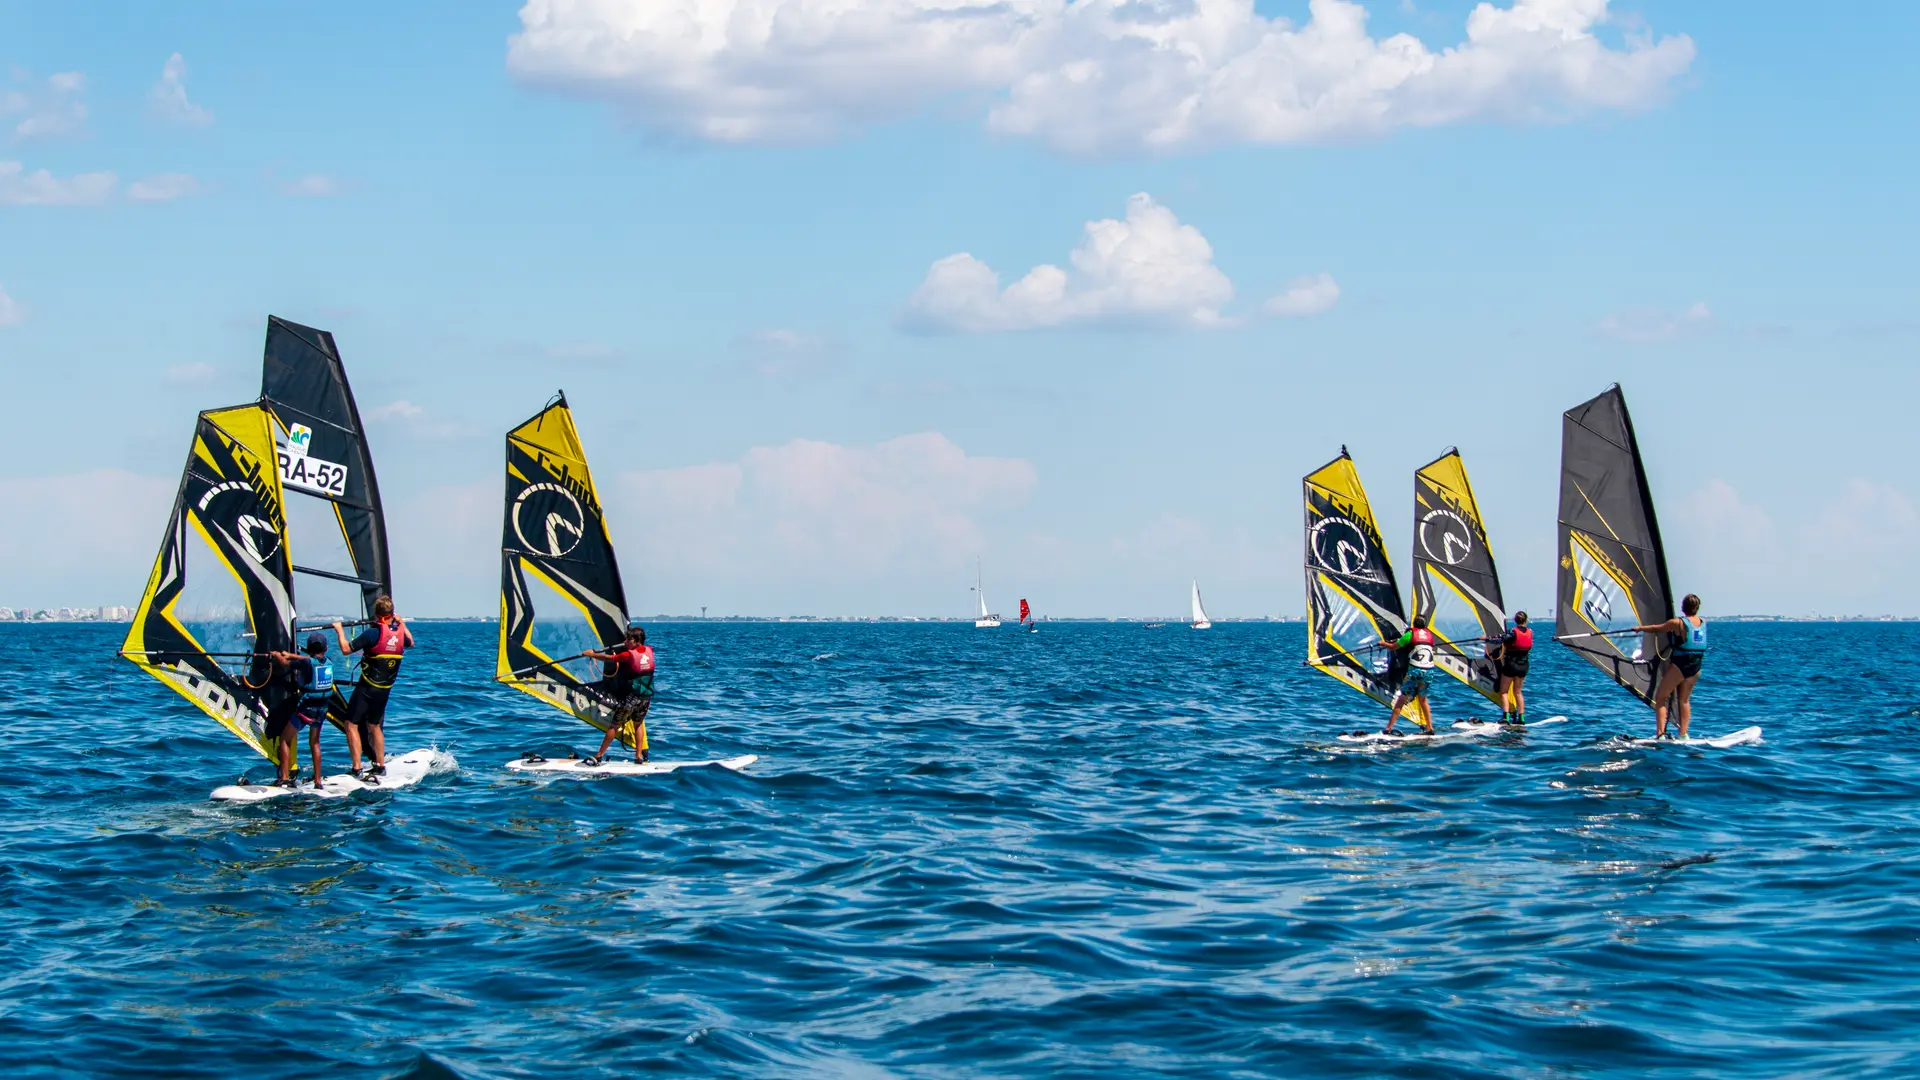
{"left": 1265, "top": 272, "right": 1341, "bottom": 317}
{"left": 367, "top": 400, "right": 426, "bottom": 422}
{"left": 904, "top": 193, "right": 1233, "bottom": 332}
{"left": 1596, "top": 300, "right": 1712, "bottom": 344}
{"left": 0, "top": 285, "right": 23, "bottom": 327}
{"left": 0, "top": 160, "right": 116, "bottom": 205}
{"left": 3, "top": 71, "right": 88, "bottom": 141}
{"left": 127, "top": 173, "right": 200, "bottom": 203}
{"left": 508, "top": 0, "right": 1696, "bottom": 155}
{"left": 148, "top": 53, "right": 214, "bottom": 127}
{"left": 283, "top": 174, "right": 341, "bottom": 197}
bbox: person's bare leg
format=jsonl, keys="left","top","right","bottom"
{"left": 1651, "top": 666, "right": 1682, "bottom": 737}
{"left": 1417, "top": 695, "right": 1433, "bottom": 733}
{"left": 1676, "top": 676, "right": 1699, "bottom": 739}
{"left": 344, "top": 721, "right": 364, "bottom": 773}
{"left": 632, "top": 701, "right": 652, "bottom": 763}
{"left": 309, "top": 726, "right": 324, "bottom": 786}
{"left": 277, "top": 727, "right": 297, "bottom": 783}
{"left": 1497, "top": 675, "right": 1513, "bottom": 720}
{"left": 1514, "top": 678, "right": 1526, "bottom": 722}
{"left": 1384, "top": 693, "right": 1407, "bottom": 733}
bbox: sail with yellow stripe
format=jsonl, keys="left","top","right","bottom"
{"left": 120, "top": 404, "right": 296, "bottom": 760}
{"left": 1557, "top": 385, "right": 1673, "bottom": 704}
{"left": 1304, "top": 449, "right": 1416, "bottom": 718}
{"left": 495, "top": 393, "right": 637, "bottom": 745}
{"left": 1412, "top": 449, "right": 1505, "bottom": 704}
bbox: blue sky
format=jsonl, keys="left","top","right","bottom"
{"left": 1, "top": 1, "right": 1915, "bottom": 618}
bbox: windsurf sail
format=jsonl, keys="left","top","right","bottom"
{"left": 1556, "top": 385, "right": 1674, "bottom": 703}
{"left": 258, "top": 316, "right": 389, "bottom": 693}
{"left": 496, "top": 393, "right": 637, "bottom": 744}
{"left": 1412, "top": 449, "right": 1505, "bottom": 703}
{"left": 1304, "top": 449, "right": 1415, "bottom": 716}
{"left": 120, "top": 404, "right": 296, "bottom": 760}
{"left": 1019, "top": 598, "right": 1031, "bottom": 626}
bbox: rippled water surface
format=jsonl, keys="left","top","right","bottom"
{"left": 4, "top": 620, "right": 1919, "bottom": 1078}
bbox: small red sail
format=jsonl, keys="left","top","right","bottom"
{"left": 1019, "top": 599, "right": 1031, "bottom": 623}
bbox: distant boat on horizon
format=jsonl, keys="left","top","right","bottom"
{"left": 1191, "top": 580, "right": 1213, "bottom": 630}
{"left": 973, "top": 559, "right": 1001, "bottom": 628}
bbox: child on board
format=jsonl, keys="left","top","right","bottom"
{"left": 266, "top": 633, "right": 336, "bottom": 788}
{"left": 580, "top": 626, "right": 655, "bottom": 766}
{"left": 333, "top": 596, "right": 413, "bottom": 782}
{"left": 1383, "top": 615, "right": 1440, "bottom": 735}
{"left": 1632, "top": 593, "right": 1708, "bottom": 740}
{"left": 1487, "top": 611, "right": 1534, "bottom": 726}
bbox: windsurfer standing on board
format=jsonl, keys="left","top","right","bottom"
{"left": 1631, "top": 593, "right": 1708, "bottom": 739}
{"left": 1487, "top": 611, "right": 1534, "bottom": 727}
{"left": 333, "top": 596, "right": 412, "bottom": 782}
{"left": 265, "top": 633, "right": 336, "bottom": 788}
{"left": 580, "top": 625, "right": 655, "bottom": 766}
{"left": 1382, "top": 615, "right": 1440, "bottom": 735}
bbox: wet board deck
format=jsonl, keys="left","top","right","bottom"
{"left": 211, "top": 748, "right": 452, "bottom": 802}
{"left": 504, "top": 753, "right": 758, "bottom": 777}
{"left": 1618, "top": 726, "right": 1763, "bottom": 749}
{"left": 1337, "top": 716, "right": 1569, "bottom": 745}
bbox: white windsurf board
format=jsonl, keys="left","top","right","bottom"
{"left": 212, "top": 748, "right": 454, "bottom": 802}
{"left": 1618, "top": 726, "right": 1762, "bottom": 749}
{"left": 1337, "top": 715, "right": 1568, "bottom": 745}
{"left": 504, "top": 753, "right": 757, "bottom": 776}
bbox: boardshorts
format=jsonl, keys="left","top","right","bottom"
{"left": 1400, "top": 668, "right": 1433, "bottom": 696}
{"left": 346, "top": 681, "right": 392, "bottom": 728}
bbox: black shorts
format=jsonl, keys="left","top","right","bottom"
{"left": 264, "top": 696, "right": 299, "bottom": 740}
{"left": 1670, "top": 651, "right": 1705, "bottom": 679}
{"left": 1499, "top": 652, "right": 1531, "bottom": 679}
{"left": 346, "top": 681, "right": 392, "bottom": 728}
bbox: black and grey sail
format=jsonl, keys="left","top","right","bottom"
{"left": 258, "top": 316, "right": 390, "bottom": 685}
{"left": 1304, "top": 448, "right": 1413, "bottom": 713}
{"left": 1556, "top": 384, "right": 1674, "bottom": 703}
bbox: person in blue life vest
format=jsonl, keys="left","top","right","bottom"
{"left": 1383, "top": 615, "right": 1440, "bottom": 735}
{"left": 265, "top": 633, "right": 337, "bottom": 788}
{"left": 1632, "top": 593, "right": 1708, "bottom": 740}
{"left": 333, "top": 596, "right": 413, "bottom": 782}
{"left": 1487, "top": 611, "right": 1535, "bottom": 726}
{"left": 580, "top": 626, "right": 655, "bottom": 766}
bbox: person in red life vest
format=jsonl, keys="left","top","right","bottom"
{"left": 1487, "top": 611, "right": 1534, "bottom": 726}
{"left": 580, "top": 625, "right": 655, "bottom": 766}
{"left": 1383, "top": 615, "right": 1440, "bottom": 735}
{"left": 332, "top": 595, "right": 413, "bottom": 782}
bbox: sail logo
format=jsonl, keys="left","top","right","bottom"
{"left": 513, "top": 482, "right": 587, "bottom": 558}
{"left": 1311, "top": 517, "right": 1384, "bottom": 582}
{"left": 286, "top": 424, "right": 314, "bottom": 458}
{"left": 1418, "top": 508, "right": 1475, "bottom": 566}
{"left": 198, "top": 480, "right": 283, "bottom": 563}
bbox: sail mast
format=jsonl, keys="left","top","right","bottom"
{"left": 1556, "top": 385, "right": 1675, "bottom": 704}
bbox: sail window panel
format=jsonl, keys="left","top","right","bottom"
{"left": 284, "top": 489, "right": 361, "bottom": 580}
{"left": 1315, "top": 577, "right": 1390, "bottom": 676}
{"left": 1569, "top": 539, "right": 1648, "bottom": 660}
{"left": 521, "top": 563, "right": 606, "bottom": 687}
{"left": 178, "top": 518, "right": 260, "bottom": 673}
{"left": 1422, "top": 567, "right": 1489, "bottom": 658}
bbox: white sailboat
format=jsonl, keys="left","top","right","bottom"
{"left": 1190, "top": 579, "right": 1213, "bottom": 630}
{"left": 973, "top": 560, "right": 1001, "bottom": 628}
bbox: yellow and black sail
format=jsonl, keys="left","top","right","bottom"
{"left": 1557, "top": 385, "right": 1673, "bottom": 704}
{"left": 1304, "top": 449, "right": 1415, "bottom": 716}
{"left": 120, "top": 404, "right": 296, "bottom": 760}
{"left": 258, "top": 316, "right": 390, "bottom": 708}
{"left": 1412, "top": 450, "right": 1505, "bottom": 704}
{"left": 495, "top": 393, "right": 637, "bottom": 745}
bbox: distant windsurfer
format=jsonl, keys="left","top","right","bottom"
{"left": 1632, "top": 594, "right": 1708, "bottom": 739}
{"left": 581, "top": 626, "right": 655, "bottom": 766}
{"left": 1487, "top": 611, "right": 1534, "bottom": 726}
{"left": 266, "top": 634, "right": 336, "bottom": 788}
{"left": 1383, "top": 615, "right": 1439, "bottom": 735}
{"left": 333, "top": 596, "right": 412, "bottom": 781}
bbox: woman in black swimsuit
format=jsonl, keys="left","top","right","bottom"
{"left": 1487, "top": 611, "right": 1534, "bottom": 726}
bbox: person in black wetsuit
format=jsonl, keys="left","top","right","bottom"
{"left": 265, "top": 634, "right": 337, "bottom": 787}
{"left": 580, "top": 626, "right": 655, "bottom": 766}
{"left": 1633, "top": 593, "right": 1709, "bottom": 739}
{"left": 1487, "top": 611, "right": 1535, "bottom": 726}
{"left": 333, "top": 595, "right": 413, "bottom": 781}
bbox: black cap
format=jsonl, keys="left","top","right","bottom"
{"left": 305, "top": 633, "right": 328, "bottom": 654}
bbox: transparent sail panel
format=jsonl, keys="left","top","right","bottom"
{"left": 1422, "top": 566, "right": 1488, "bottom": 658}
{"left": 1570, "top": 539, "right": 1646, "bottom": 657}
{"left": 524, "top": 567, "right": 604, "bottom": 686}
{"left": 179, "top": 521, "right": 259, "bottom": 677}
{"left": 1316, "top": 578, "right": 1390, "bottom": 678}
{"left": 284, "top": 490, "right": 360, "bottom": 581}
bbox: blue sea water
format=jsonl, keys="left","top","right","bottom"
{"left": 3, "top": 620, "right": 1919, "bottom": 1079}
